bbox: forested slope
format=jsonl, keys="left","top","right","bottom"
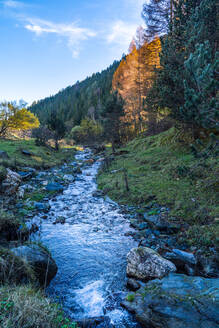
{"left": 29, "top": 61, "right": 120, "bottom": 126}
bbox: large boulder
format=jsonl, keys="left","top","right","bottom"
{"left": 0, "top": 169, "right": 21, "bottom": 195}
{"left": 46, "top": 182, "right": 64, "bottom": 193}
{"left": 122, "top": 273, "right": 219, "bottom": 328}
{"left": 127, "top": 247, "right": 176, "bottom": 281}
{"left": 10, "top": 245, "right": 57, "bottom": 286}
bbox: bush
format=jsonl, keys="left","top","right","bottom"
{"left": 32, "top": 126, "right": 54, "bottom": 147}
{"left": 70, "top": 118, "right": 103, "bottom": 144}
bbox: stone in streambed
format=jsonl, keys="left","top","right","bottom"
{"left": 126, "top": 247, "right": 176, "bottom": 281}
{"left": 46, "top": 182, "right": 64, "bottom": 192}
{"left": 126, "top": 278, "right": 141, "bottom": 291}
{"left": 53, "top": 216, "right": 66, "bottom": 224}
{"left": 164, "top": 248, "right": 197, "bottom": 275}
{"left": 121, "top": 273, "right": 219, "bottom": 328}
{"left": 34, "top": 202, "right": 51, "bottom": 212}
{"left": 143, "top": 214, "right": 180, "bottom": 233}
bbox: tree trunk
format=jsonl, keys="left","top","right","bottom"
{"left": 55, "top": 139, "right": 59, "bottom": 151}
{"left": 112, "top": 140, "right": 116, "bottom": 154}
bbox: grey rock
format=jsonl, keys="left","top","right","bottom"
{"left": 0, "top": 169, "right": 21, "bottom": 195}
{"left": 121, "top": 273, "right": 219, "bottom": 328}
{"left": 126, "top": 278, "right": 141, "bottom": 291}
{"left": 11, "top": 245, "right": 57, "bottom": 286}
{"left": 144, "top": 214, "right": 180, "bottom": 233}
{"left": 21, "top": 149, "right": 33, "bottom": 156}
{"left": 164, "top": 249, "right": 197, "bottom": 275}
{"left": 126, "top": 247, "right": 176, "bottom": 281}
{"left": 92, "top": 190, "right": 103, "bottom": 197}
{"left": 18, "top": 171, "right": 33, "bottom": 180}
{"left": 46, "top": 182, "right": 64, "bottom": 192}
{"left": 172, "top": 248, "right": 197, "bottom": 265}
{"left": 77, "top": 316, "right": 112, "bottom": 328}
{"left": 34, "top": 202, "right": 51, "bottom": 212}
{"left": 53, "top": 216, "right": 66, "bottom": 225}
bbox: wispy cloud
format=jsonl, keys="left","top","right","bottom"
{"left": 2, "top": 0, "right": 24, "bottom": 8}
{"left": 106, "top": 20, "right": 138, "bottom": 51}
{"left": 24, "top": 18, "right": 96, "bottom": 58}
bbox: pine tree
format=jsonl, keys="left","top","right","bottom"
{"left": 102, "top": 92, "right": 125, "bottom": 153}
{"left": 47, "top": 113, "right": 66, "bottom": 150}
{"left": 181, "top": 41, "right": 219, "bottom": 132}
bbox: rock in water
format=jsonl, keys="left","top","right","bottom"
{"left": 126, "top": 278, "right": 141, "bottom": 291}
{"left": 126, "top": 247, "right": 176, "bottom": 281}
{"left": 11, "top": 245, "right": 57, "bottom": 286}
{"left": 46, "top": 182, "right": 64, "bottom": 192}
{"left": 121, "top": 273, "right": 219, "bottom": 328}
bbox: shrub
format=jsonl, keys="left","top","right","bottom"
{"left": 70, "top": 118, "right": 103, "bottom": 144}
{"left": 32, "top": 126, "right": 54, "bottom": 147}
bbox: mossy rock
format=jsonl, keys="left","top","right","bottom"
{"left": 0, "top": 247, "right": 35, "bottom": 284}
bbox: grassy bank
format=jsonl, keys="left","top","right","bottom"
{"left": 0, "top": 138, "right": 78, "bottom": 327}
{"left": 0, "top": 138, "right": 76, "bottom": 171}
{"left": 0, "top": 285, "right": 77, "bottom": 328}
{"left": 98, "top": 128, "right": 219, "bottom": 248}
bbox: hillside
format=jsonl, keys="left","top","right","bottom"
{"left": 29, "top": 61, "right": 120, "bottom": 126}
{"left": 98, "top": 128, "right": 219, "bottom": 249}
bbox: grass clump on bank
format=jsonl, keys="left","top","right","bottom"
{"left": 0, "top": 248, "right": 35, "bottom": 285}
{"left": 0, "top": 285, "right": 77, "bottom": 328}
{"left": 0, "top": 139, "right": 76, "bottom": 170}
{"left": 98, "top": 128, "right": 219, "bottom": 247}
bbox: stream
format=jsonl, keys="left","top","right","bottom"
{"left": 31, "top": 150, "right": 141, "bottom": 327}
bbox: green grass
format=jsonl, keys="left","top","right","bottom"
{"left": 126, "top": 293, "right": 135, "bottom": 302}
{"left": 0, "top": 285, "right": 78, "bottom": 328}
{"left": 0, "top": 138, "right": 76, "bottom": 170}
{"left": 98, "top": 128, "right": 219, "bottom": 248}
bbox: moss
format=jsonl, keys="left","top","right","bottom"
{"left": 0, "top": 285, "right": 78, "bottom": 328}
{"left": 97, "top": 129, "right": 219, "bottom": 247}
{"left": 126, "top": 293, "right": 135, "bottom": 302}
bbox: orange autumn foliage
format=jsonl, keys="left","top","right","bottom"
{"left": 112, "top": 37, "right": 161, "bottom": 135}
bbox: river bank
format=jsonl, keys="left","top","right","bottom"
{"left": 1, "top": 145, "right": 219, "bottom": 327}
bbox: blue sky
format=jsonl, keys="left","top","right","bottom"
{"left": 0, "top": 0, "right": 146, "bottom": 104}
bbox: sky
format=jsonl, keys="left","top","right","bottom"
{"left": 0, "top": 0, "right": 146, "bottom": 104}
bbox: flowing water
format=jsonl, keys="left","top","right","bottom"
{"left": 32, "top": 150, "right": 140, "bottom": 327}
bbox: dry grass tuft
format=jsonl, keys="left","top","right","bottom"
{"left": 0, "top": 285, "right": 77, "bottom": 328}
